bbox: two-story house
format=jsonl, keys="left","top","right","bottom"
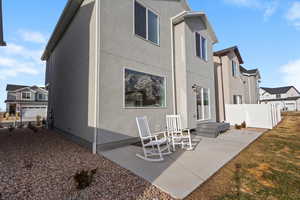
{"left": 5, "top": 84, "right": 48, "bottom": 119}
{"left": 260, "top": 86, "right": 300, "bottom": 111}
{"left": 42, "top": 0, "right": 218, "bottom": 152}
{"left": 0, "top": 0, "right": 6, "bottom": 46}
{"left": 214, "top": 46, "right": 261, "bottom": 122}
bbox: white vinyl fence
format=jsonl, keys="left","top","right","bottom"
{"left": 225, "top": 104, "right": 281, "bottom": 129}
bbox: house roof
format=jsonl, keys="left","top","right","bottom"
{"left": 42, "top": 0, "right": 192, "bottom": 61}
{"left": 172, "top": 11, "right": 218, "bottom": 44}
{"left": 41, "top": 0, "right": 84, "bottom": 60}
{"left": 214, "top": 46, "right": 244, "bottom": 64}
{"left": 261, "top": 86, "right": 300, "bottom": 95}
{"left": 0, "top": 0, "right": 6, "bottom": 46}
{"left": 6, "top": 84, "right": 47, "bottom": 92}
{"left": 240, "top": 66, "right": 260, "bottom": 79}
{"left": 6, "top": 84, "right": 29, "bottom": 91}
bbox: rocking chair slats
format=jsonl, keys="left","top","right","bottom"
{"left": 136, "top": 116, "right": 171, "bottom": 162}
{"left": 166, "top": 115, "right": 193, "bottom": 151}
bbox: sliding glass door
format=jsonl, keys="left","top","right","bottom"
{"left": 196, "top": 86, "right": 211, "bottom": 121}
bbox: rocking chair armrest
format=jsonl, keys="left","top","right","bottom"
{"left": 153, "top": 131, "right": 168, "bottom": 139}
{"left": 182, "top": 128, "right": 191, "bottom": 132}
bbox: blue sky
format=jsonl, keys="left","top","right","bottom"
{"left": 0, "top": 0, "right": 300, "bottom": 110}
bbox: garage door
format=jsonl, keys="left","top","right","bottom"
{"left": 21, "top": 107, "right": 47, "bottom": 119}
{"left": 285, "top": 103, "right": 296, "bottom": 111}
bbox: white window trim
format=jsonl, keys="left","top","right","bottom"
{"left": 197, "top": 87, "right": 211, "bottom": 121}
{"left": 133, "top": 0, "right": 160, "bottom": 46}
{"left": 195, "top": 32, "right": 208, "bottom": 62}
{"left": 123, "top": 67, "right": 167, "bottom": 109}
{"left": 21, "top": 92, "right": 31, "bottom": 100}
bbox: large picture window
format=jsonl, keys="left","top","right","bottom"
{"left": 196, "top": 87, "right": 211, "bottom": 121}
{"left": 196, "top": 33, "right": 207, "bottom": 61}
{"left": 134, "top": 1, "right": 159, "bottom": 45}
{"left": 125, "top": 68, "right": 166, "bottom": 108}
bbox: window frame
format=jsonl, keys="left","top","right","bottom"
{"left": 196, "top": 87, "right": 211, "bottom": 121}
{"left": 21, "top": 92, "right": 31, "bottom": 100}
{"left": 276, "top": 94, "right": 281, "bottom": 99}
{"left": 133, "top": 0, "right": 160, "bottom": 46}
{"left": 232, "top": 60, "right": 238, "bottom": 77}
{"left": 195, "top": 32, "right": 208, "bottom": 62}
{"left": 123, "top": 67, "right": 167, "bottom": 109}
{"left": 233, "top": 95, "right": 243, "bottom": 104}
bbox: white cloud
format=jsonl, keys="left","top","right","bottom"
{"left": 224, "top": 0, "right": 280, "bottom": 19}
{"left": 0, "top": 42, "right": 44, "bottom": 80}
{"left": 263, "top": 1, "right": 279, "bottom": 20}
{"left": 280, "top": 59, "right": 300, "bottom": 90}
{"left": 285, "top": 2, "right": 300, "bottom": 30}
{"left": 224, "top": 0, "right": 260, "bottom": 7}
{"left": 3, "top": 43, "right": 43, "bottom": 63}
{"left": 18, "top": 29, "right": 47, "bottom": 44}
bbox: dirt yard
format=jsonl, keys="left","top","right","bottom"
{"left": 0, "top": 128, "right": 174, "bottom": 200}
{"left": 186, "top": 112, "right": 300, "bottom": 200}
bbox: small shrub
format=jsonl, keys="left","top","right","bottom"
{"left": 8, "top": 125, "right": 15, "bottom": 132}
{"left": 5, "top": 113, "right": 9, "bottom": 120}
{"left": 235, "top": 124, "right": 242, "bottom": 129}
{"left": 241, "top": 121, "right": 247, "bottom": 128}
{"left": 74, "top": 168, "right": 98, "bottom": 190}
{"left": 28, "top": 122, "right": 38, "bottom": 133}
{"left": 36, "top": 115, "right": 42, "bottom": 127}
{"left": 42, "top": 118, "right": 47, "bottom": 128}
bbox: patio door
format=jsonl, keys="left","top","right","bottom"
{"left": 196, "top": 86, "right": 211, "bottom": 121}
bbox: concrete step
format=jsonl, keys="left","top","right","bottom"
{"left": 192, "top": 130, "right": 219, "bottom": 138}
{"left": 196, "top": 128, "right": 217, "bottom": 133}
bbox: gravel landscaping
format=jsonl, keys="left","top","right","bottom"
{"left": 0, "top": 128, "right": 175, "bottom": 200}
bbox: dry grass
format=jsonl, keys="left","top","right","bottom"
{"left": 186, "top": 112, "right": 300, "bottom": 200}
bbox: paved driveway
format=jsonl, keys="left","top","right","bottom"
{"left": 101, "top": 128, "right": 267, "bottom": 199}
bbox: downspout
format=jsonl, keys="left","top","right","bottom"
{"left": 170, "top": 18, "right": 177, "bottom": 114}
{"left": 93, "top": 0, "right": 100, "bottom": 154}
{"left": 219, "top": 56, "right": 226, "bottom": 121}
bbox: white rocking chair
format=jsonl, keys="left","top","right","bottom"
{"left": 136, "top": 116, "right": 171, "bottom": 162}
{"left": 166, "top": 115, "right": 193, "bottom": 151}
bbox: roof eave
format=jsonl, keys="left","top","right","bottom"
{"left": 172, "top": 11, "right": 218, "bottom": 44}
{"left": 41, "top": 0, "right": 84, "bottom": 61}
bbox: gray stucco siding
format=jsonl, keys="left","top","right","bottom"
{"left": 96, "top": 0, "right": 187, "bottom": 145}
{"left": 97, "top": 52, "right": 174, "bottom": 144}
{"left": 184, "top": 18, "right": 217, "bottom": 126}
{"left": 46, "top": 0, "right": 97, "bottom": 144}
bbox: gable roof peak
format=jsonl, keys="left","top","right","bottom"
{"left": 214, "top": 46, "right": 244, "bottom": 64}
{"left": 261, "top": 86, "right": 299, "bottom": 95}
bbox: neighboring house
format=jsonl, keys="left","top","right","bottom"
{"left": 43, "top": 0, "right": 218, "bottom": 151}
{"left": 260, "top": 86, "right": 300, "bottom": 111}
{"left": 0, "top": 0, "right": 6, "bottom": 46}
{"left": 214, "top": 46, "right": 261, "bottom": 122}
{"left": 5, "top": 85, "right": 48, "bottom": 119}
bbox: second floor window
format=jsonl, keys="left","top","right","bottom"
{"left": 196, "top": 33, "right": 207, "bottom": 61}
{"left": 38, "top": 93, "right": 47, "bottom": 100}
{"left": 276, "top": 94, "right": 281, "bottom": 99}
{"left": 134, "top": 1, "right": 159, "bottom": 45}
{"left": 233, "top": 95, "right": 243, "bottom": 104}
{"left": 232, "top": 61, "right": 238, "bottom": 77}
{"left": 22, "top": 92, "right": 31, "bottom": 100}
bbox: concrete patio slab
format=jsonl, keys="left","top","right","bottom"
{"left": 100, "top": 129, "right": 266, "bottom": 199}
